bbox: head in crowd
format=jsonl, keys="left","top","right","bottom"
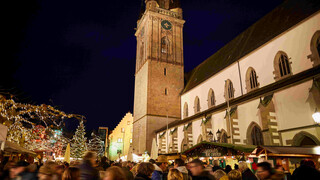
{"left": 38, "top": 165, "right": 53, "bottom": 180}
{"left": 228, "top": 170, "right": 242, "bottom": 180}
{"left": 188, "top": 159, "right": 204, "bottom": 176}
{"left": 62, "top": 167, "right": 80, "bottom": 180}
{"left": 213, "top": 160, "right": 220, "bottom": 166}
{"left": 213, "top": 169, "right": 226, "bottom": 180}
{"left": 11, "top": 161, "right": 29, "bottom": 178}
{"left": 27, "top": 163, "right": 38, "bottom": 173}
{"left": 225, "top": 165, "right": 232, "bottom": 174}
{"left": 168, "top": 168, "right": 183, "bottom": 180}
{"left": 104, "top": 166, "right": 126, "bottom": 180}
{"left": 101, "top": 156, "right": 107, "bottom": 163}
{"left": 238, "top": 162, "right": 249, "bottom": 172}
{"left": 137, "top": 162, "right": 155, "bottom": 177}
{"left": 234, "top": 164, "right": 239, "bottom": 170}
{"left": 257, "top": 162, "right": 273, "bottom": 180}
{"left": 83, "top": 151, "right": 97, "bottom": 167}
{"left": 300, "top": 159, "right": 315, "bottom": 168}
{"left": 156, "top": 155, "right": 169, "bottom": 171}
{"left": 174, "top": 159, "right": 185, "bottom": 168}
{"left": 63, "top": 162, "right": 70, "bottom": 169}
{"left": 149, "top": 159, "right": 156, "bottom": 164}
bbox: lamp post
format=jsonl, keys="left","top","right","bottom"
{"left": 312, "top": 108, "right": 320, "bottom": 123}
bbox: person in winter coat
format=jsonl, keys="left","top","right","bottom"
{"left": 78, "top": 151, "right": 100, "bottom": 180}
{"left": 174, "top": 159, "right": 190, "bottom": 180}
{"left": 152, "top": 155, "right": 169, "bottom": 180}
{"left": 239, "top": 162, "right": 257, "bottom": 180}
{"left": 292, "top": 159, "right": 320, "bottom": 180}
{"left": 134, "top": 162, "right": 155, "bottom": 180}
{"left": 188, "top": 159, "right": 215, "bottom": 180}
{"left": 212, "top": 160, "right": 223, "bottom": 173}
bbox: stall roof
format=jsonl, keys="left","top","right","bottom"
{"left": 4, "top": 141, "right": 36, "bottom": 155}
{"left": 254, "top": 146, "right": 320, "bottom": 156}
{"left": 182, "top": 141, "right": 256, "bottom": 154}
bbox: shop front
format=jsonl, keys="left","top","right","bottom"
{"left": 250, "top": 146, "right": 320, "bottom": 174}
{"left": 182, "top": 142, "right": 256, "bottom": 169}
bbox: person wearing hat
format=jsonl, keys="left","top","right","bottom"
{"left": 152, "top": 155, "right": 168, "bottom": 180}
{"left": 11, "top": 161, "right": 37, "bottom": 180}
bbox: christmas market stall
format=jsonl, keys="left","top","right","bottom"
{"left": 182, "top": 141, "right": 256, "bottom": 168}
{"left": 249, "top": 146, "right": 320, "bottom": 174}
{"left": 4, "top": 140, "right": 36, "bottom": 156}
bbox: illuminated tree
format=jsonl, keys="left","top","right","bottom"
{"left": 71, "top": 120, "right": 87, "bottom": 158}
{"left": 0, "top": 95, "right": 83, "bottom": 150}
{"left": 88, "top": 132, "right": 104, "bottom": 157}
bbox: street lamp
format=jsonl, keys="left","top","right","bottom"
{"left": 312, "top": 108, "right": 320, "bottom": 123}
{"left": 216, "top": 129, "right": 221, "bottom": 142}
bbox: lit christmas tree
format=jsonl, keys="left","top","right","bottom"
{"left": 88, "top": 132, "right": 104, "bottom": 157}
{"left": 71, "top": 120, "right": 87, "bottom": 159}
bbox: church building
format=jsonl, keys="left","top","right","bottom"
{"left": 133, "top": 0, "right": 320, "bottom": 155}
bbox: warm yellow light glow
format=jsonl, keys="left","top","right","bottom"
{"left": 312, "top": 112, "right": 320, "bottom": 123}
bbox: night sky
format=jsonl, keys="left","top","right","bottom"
{"left": 3, "top": 0, "right": 283, "bottom": 133}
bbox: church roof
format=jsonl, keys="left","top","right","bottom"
{"left": 182, "top": 0, "right": 320, "bottom": 94}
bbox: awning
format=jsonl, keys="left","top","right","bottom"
{"left": 4, "top": 141, "right": 36, "bottom": 155}
{"left": 251, "top": 146, "right": 320, "bottom": 157}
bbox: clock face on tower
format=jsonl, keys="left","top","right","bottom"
{"left": 161, "top": 20, "right": 172, "bottom": 30}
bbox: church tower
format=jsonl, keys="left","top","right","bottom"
{"left": 133, "top": 0, "right": 185, "bottom": 154}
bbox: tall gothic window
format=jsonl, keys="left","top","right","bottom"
{"left": 251, "top": 126, "right": 264, "bottom": 145}
{"left": 208, "top": 89, "right": 215, "bottom": 108}
{"left": 317, "top": 36, "right": 320, "bottom": 57}
{"left": 225, "top": 80, "right": 234, "bottom": 100}
{"left": 183, "top": 103, "right": 188, "bottom": 118}
{"left": 308, "top": 31, "right": 320, "bottom": 66}
{"left": 194, "top": 96, "right": 200, "bottom": 114}
{"left": 274, "top": 51, "right": 292, "bottom": 80}
{"left": 246, "top": 67, "right": 259, "bottom": 92}
{"left": 161, "top": 37, "right": 169, "bottom": 54}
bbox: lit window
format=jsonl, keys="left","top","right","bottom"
{"left": 127, "top": 121, "right": 130, "bottom": 125}
{"left": 130, "top": 139, "right": 132, "bottom": 143}
{"left": 117, "top": 138, "right": 123, "bottom": 143}
{"left": 121, "top": 128, "right": 125, "bottom": 133}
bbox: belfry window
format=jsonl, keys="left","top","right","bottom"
{"left": 161, "top": 37, "right": 169, "bottom": 54}
{"left": 317, "top": 37, "right": 320, "bottom": 57}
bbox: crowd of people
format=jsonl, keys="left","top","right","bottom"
{"left": 0, "top": 151, "right": 319, "bottom": 180}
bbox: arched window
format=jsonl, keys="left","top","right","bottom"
{"left": 225, "top": 80, "right": 234, "bottom": 100}
{"left": 273, "top": 51, "right": 292, "bottom": 80}
{"left": 251, "top": 126, "right": 264, "bottom": 145}
{"left": 183, "top": 102, "right": 188, "bottom": 118}
{"left": 161, "top": 36, "right": 169, "bottom": 54}
{"left": 194, "top": 96, "right": 200, "bottom": 113}
{"left": 308, "top": 31, "right": 320, "bottom": 66}
{"left": 208, "top": 89, "right": 215, "bottom": 108}
{"left": 246, "top": 67, "right": 259, "bottom": 92}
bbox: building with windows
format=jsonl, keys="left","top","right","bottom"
{"left": 132, "top": 0, "right": 320, "bottom": 154}
{"left": 98, "top": 127, "right": 109, "bottom": 157}
{"left": 108, "top": 112, "right": 133, "bottom": 160}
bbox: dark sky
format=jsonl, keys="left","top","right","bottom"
{"left": 3, "top": 0, "right": 283, "bottom": 133}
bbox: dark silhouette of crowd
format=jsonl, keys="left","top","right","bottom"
{"left": 0, "top": 151, "right": 319, "bottom": 180}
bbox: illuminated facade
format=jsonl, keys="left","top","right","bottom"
{"left": 108, "top": 112, "right": 133, "bottom": 161}
{"left": 132, "top": 0, "right": 320, "bottom": 154}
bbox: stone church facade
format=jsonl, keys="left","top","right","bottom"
{"left": 133, "top": 0, "right": 320, "bottom": 154}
